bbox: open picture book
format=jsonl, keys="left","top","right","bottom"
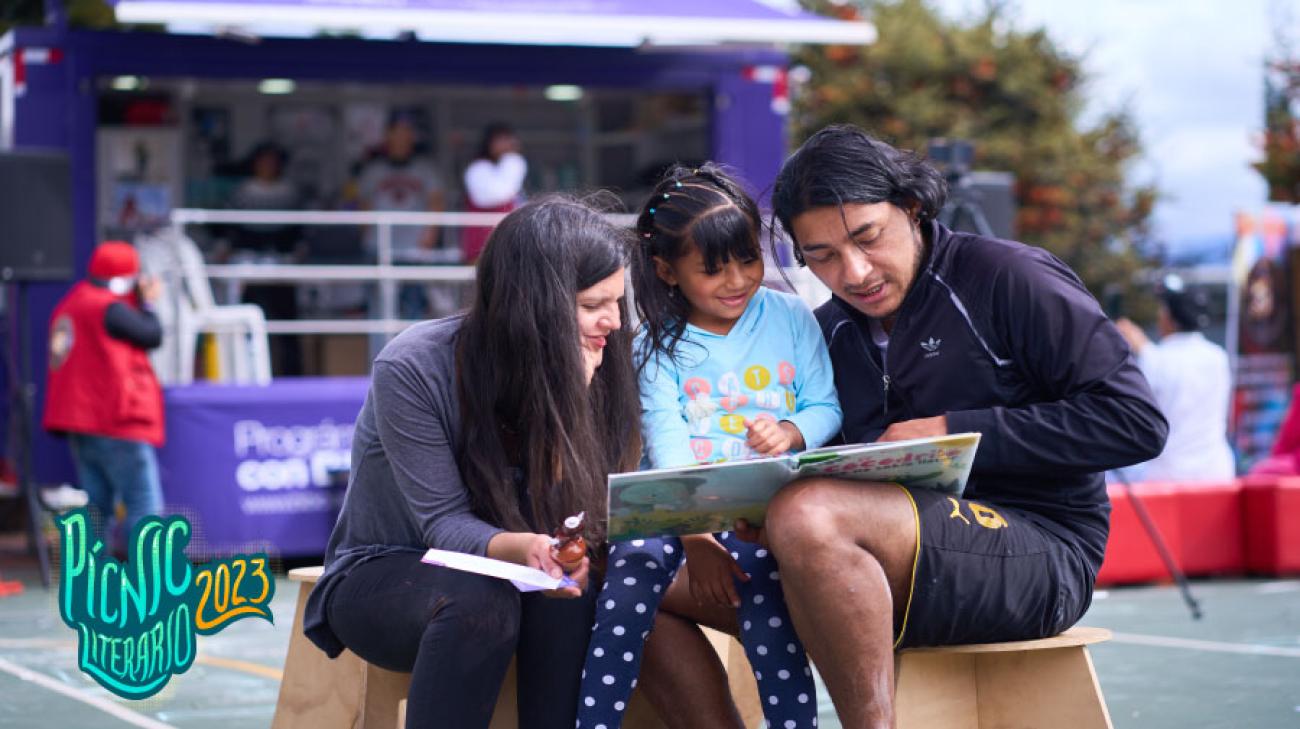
{"left": 607, "top": 432, "right": 981, "bottom": 542}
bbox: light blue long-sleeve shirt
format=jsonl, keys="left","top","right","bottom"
{"left": 639, "top": 286, "right": 842, "bottom": 469}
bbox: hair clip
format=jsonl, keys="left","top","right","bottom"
{"left": 662, "top": 193, "right": 669, "bottom": 199}
{"left": 642, "top": 232, "right": 651, "bottom": 238}
{"left": 675, "top": 181, "right": 683, "bottom": 188}
{"left": 649, "top": 207, "right": 657, "bottom": 214}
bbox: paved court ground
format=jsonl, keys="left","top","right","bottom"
{"left": 0, "top": 544, "right": 1296, "bottom": 729}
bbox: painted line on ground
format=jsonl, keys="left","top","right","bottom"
{"left": 0, "top": 638, "right": 283, "bottom": 680}
{"left": 0, "top": 638, "right": 78, "bottom": 649}
{"left": 1110, "top": 632, "right": 1300, "bottom": 658}
{"left": 0, "top": 656, "right": 178, "bottom": 729}
{"left": 194, "top": 653, "right": 283, "bottom": 681}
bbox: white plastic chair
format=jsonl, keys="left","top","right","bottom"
{"left": 135, "top": 227, "right": 272, "bottom": 385}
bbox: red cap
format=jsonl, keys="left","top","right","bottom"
{"left": 88, "top": 241, "right": 140, "bottom": 280}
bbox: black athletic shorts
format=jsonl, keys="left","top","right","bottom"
{"left": 894, "top": 487, "right": 1097, "bottom": 649}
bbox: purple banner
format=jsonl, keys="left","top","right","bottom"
{"left": 156, "top": 377, "right": 369, "bottom": 557}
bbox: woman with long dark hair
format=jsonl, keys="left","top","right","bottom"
{"left": 303, "top": 195, "right": 641, "bottom": 729}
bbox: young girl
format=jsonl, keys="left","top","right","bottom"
{"left": 577, "top": 164, "right": 841, "bottom": 729}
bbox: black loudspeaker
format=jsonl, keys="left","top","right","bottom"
{"left": 943, "top": 171, "right": 1018, "bottom": 241}
{"left": 961, "top": 171, "right": 1017, "bottom": 241}
{"left": 0, "top": 149, "right": 74, "bottom": 282}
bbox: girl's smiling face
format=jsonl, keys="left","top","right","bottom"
{"left": 653, "top": 245, "right": 764, "bottom": 336}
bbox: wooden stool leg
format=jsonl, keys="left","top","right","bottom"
{"left": 973, "top": 647, "right": 1113, "bottom": 729}
{"left": 360, "top": 664, "right": 412, "bottom": 729}
{"left": 272, "top": 583, "right": 366, "bottom": 729}
{"left": 895, "top": 652, "right": 979, "bottom": 729}
{"left": 488, "top": 658, "right": 519, "bottom": 729}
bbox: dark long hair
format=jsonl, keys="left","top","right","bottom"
{"left": 632, "top": 163, "right": 762, "bottom": 371}
{"left": 476, "top": 123, "right": 515, "bottom": 161}
{"left": 456, "top": 195, "right": 641, "bottom": 546}
{"left": 772, "top": 125, "right": 948, "bottom": 264}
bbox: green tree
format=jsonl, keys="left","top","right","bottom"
{"left": 1255, "top": 32, "right": 1300, "bottom": 203}
{"left": 792, "top": 0, "right": 1158, "bottom": 303}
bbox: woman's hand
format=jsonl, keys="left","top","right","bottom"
{"left": 486, "top": 531, "right": 588, "bottom": 599}
{"left": 682, "top": 534, "right": 748, "bottom": 608}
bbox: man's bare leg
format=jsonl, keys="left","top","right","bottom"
{"left": 637, "top": 564, "right": 746, "bottom": 729}
{"left": 760, "top": 479, "right": 919, "bottom": 729}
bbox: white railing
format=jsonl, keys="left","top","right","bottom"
{"left": 171, "top": 208, "right": 638, "bottom": 335}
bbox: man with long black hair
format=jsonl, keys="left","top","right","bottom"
{"left": 640, "top": 126, "right": 1167, "bottom": 728}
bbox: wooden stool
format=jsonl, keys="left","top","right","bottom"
{"left": 272, "top": 566, "right": 763, "bottom": 729}
{"left": 894, "top": 626, "right": 1114, "bottom": 729}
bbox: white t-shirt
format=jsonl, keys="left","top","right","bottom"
{"left": 1132, "top": 331, "right": 1235, "bottom": 481}
{"left": 463, "top": 152, "right": 527, "bottom": 209}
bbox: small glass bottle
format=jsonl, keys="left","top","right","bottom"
{"left": 551, "top": 511, "right": 587, "bottom": 573}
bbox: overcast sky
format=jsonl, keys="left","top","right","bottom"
{"left": 934, "top": 0, "right": 1286, "bottom": 254}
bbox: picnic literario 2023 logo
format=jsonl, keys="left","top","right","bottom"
{"left": 54, "top": 508, "right": 275, "bottom": 699}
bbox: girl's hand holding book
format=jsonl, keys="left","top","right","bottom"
{"left": 744, "top": 417, "right": 806, "bottom": 456}
{"left": 682, "top": 534, "right": 749, "bottom": 608}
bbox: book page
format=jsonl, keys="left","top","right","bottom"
{"left": 605, "top": 433, "right": 981, "bottom": 542}
{"left": 794, "top": 433, "right": 980, "bottom": 495}
{"left": 421, "top": 549, "right": 577, "bottom": 592}
{"left": 608, "top": 458, "right": 794, "bottom": 542}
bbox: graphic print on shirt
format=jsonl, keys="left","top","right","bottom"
{"left": 680, "top": 362, "right": 798, "bottom": 463}
{"left": 690, "top": 439, "right": 713, "bottom": 461}
{"left": 377, "top": 175, "right": 425, "bottom": 206}
{"left": 718, "top": 372, "right": 742, "bottom": 395}
{"left": 719, "top": 413, "right": 746, "bottom": 434}
{"left": 684, "top": 377, "right": 711, "bottom": 398}
{"left": 719, "top": 393, "right": 749, "bottom": 412}
{"left": 778, "top": 361, "right": 796, "bottom": 386}
{"left": 921, "top": 337, "right": 942, "bottom": 359}
{"left": 721, "top": 438, "right": 750, "bottom": 461}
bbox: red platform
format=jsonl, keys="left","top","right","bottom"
{"left": 1241, "top": 476, "right": 1300, "bottom": 575}
{"left": 1096, "top": 476, "right": 1300, "bottom": 585}
{"left": 1175, "top": 480, "right": 1245, "bottom": 576}
{"left": 1098, "top": 482, "right": 1184, "bottom": 586}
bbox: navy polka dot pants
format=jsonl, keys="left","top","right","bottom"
{"left": 577, "top": 532, "right": 817, "bottom": 728}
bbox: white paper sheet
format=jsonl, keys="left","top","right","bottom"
{"left": 421, "top": 548, "right": 578, "bottom": 592}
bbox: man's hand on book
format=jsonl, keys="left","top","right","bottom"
{"left": 744, "top": 418, "right": 805, "bottom": 456}
{"left": 682, "top": 534, "right": 749, "bottom": 608}
{"left": 877, "top": 415, "right": 948, "bottom": 443}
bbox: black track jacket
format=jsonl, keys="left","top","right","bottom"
{"left": 815, "top": 221, "right": 1168, "bottom": 573}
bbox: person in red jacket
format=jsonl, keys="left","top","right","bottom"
{"left": 43, "top": 241, "right": 165, "bottom": 548}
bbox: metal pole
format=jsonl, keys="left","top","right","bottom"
{"left": 1111, "top": 469, "right": 1203, "bottom": 620}
{"left": 377, "top": 221, "right": 397, "bottom": 337}
{"left": 16, "top": 282, "right": 52, "bottom": 587}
